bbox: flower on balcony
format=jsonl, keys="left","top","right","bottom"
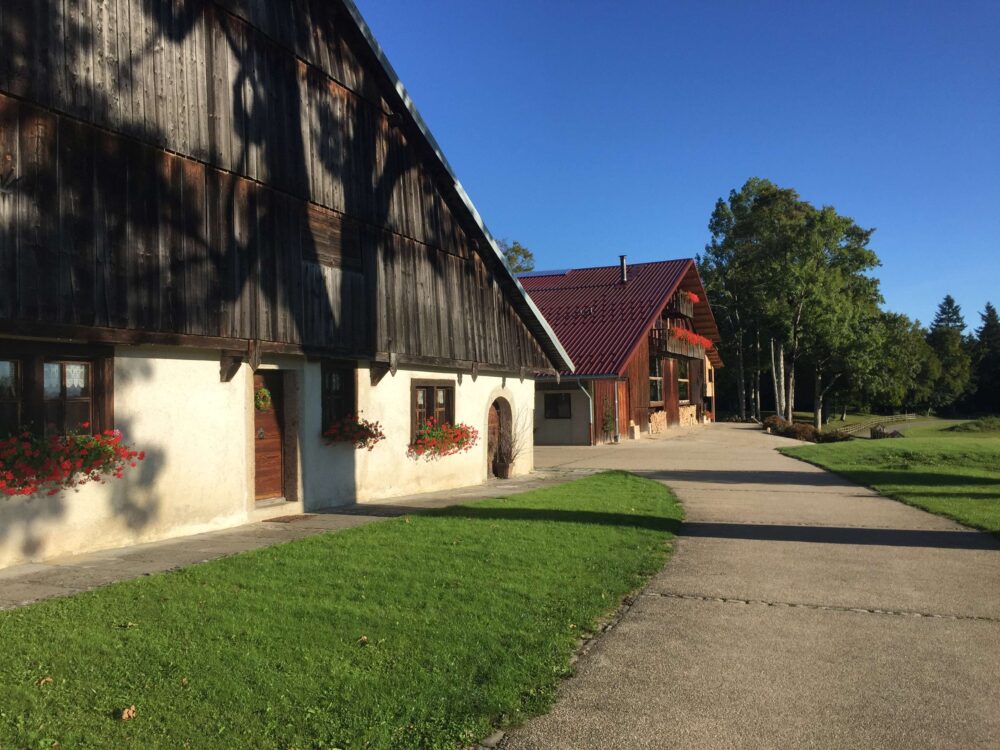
{"left": 0, "top": 425, "right": 145, "bottom": 498}
{"left": 669, "top": 327, "right": 714, "bottom": 350}
{"left": 408, "top": 417, "right": 480, "bottom": 459}
{"left": 323, "top": 414, "right": 386, "bottom": 451}
{"left": 687, "top": 291, "right": 701, "bottom": 304}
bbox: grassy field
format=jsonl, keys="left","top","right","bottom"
{"left": 782, "top": 420, "right": 1000, "bottom": 533}
{"left": 0, "top": 472, "right": 681, "bottom": 750}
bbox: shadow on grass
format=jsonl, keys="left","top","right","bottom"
{"left": 680, "top": 522, "right": 1000, "bottom": 550}
{"left": 424, "top": 506, "right": 683, "bottom": 534}
{"left": 316, "top": 499, "right": 683, "bottom": 534}
{"left": 637, "top": 468, "right": 1000, "bottom": 490}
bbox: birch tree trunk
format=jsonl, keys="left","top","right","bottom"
{"left": 770, "top": 338, "right": 782, "bottom": 418}
{"left": 786, "top": 366, "right": 796, "bottom": 421}
{"left": 735, "top": 330, "right": 747, "bottom": 420}
{"left": 814, "top": 369, "right": 824, "bottom": 429}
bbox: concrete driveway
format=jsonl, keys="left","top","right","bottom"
{"left": 503, "top": 424, "right": 1000, "bottom": 749}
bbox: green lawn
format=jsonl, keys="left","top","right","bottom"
{"left": 781, "top": 422, "right": 1000, "bottom": 534}
{"left": 0, "top": 472, "right": 681, "bottom": 750}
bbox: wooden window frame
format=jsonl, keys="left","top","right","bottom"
{"left": 543, "top": 392, "right": 573, "bottom": 420}
{"left": 320, "top": 360, "right": 357, "bottom": 429}
{"left": 649, "top": 355, "right": 664, "bottom": 406}
{"left": 677, "top": 358, "right": 691, "bottom": 404}
{"left": 410, "top": 379, "right": 455, "bottom": 441}
{"left": 0, "top": 342, "right": 114, "bottom": 437}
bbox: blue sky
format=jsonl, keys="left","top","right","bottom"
{"left": 355, "top": 1, "right": 999, "bottom": 329}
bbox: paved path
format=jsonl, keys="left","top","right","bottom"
{"left": 0, "top": 468, "right": 593, "bottom": 611}
{"left": 503, "top": 424, "right": 1000, "bottom": 749}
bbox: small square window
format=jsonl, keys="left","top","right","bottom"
{"left": 321, "top": 362, "right": 356, "bottom": 427}
{"left": 544, "top": 393, "right": 572, "bottom": 420}
{"left": 411, "top": 381, "right": 456, "bottom": 440}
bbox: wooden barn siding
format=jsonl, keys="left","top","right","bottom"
{"left": 0, "top": 1, "right": 551, "bottom": 370}
{"left": 664, "top": 358, "right": 680, "bottom": 426}
{"left": 623, "top": 344, "right": 651, "bottom": 433}
{"left": 591, "top": 379, "right": 617, "bottom": 445}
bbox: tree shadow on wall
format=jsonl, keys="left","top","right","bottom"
{"left": 0, "top": 0, "right": 503, "bottom": 540}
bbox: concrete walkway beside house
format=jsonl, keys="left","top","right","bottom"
{"left": 503, "top": 424, "right": 1000, "bottom": 749}
{"left": 0, "top": 468, "right": 593, "bottom": 611}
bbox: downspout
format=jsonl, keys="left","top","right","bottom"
{"left": 576, "top": 381, "right": 594, "bottom": 446}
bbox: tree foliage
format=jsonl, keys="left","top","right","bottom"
{"left": 971, "top": 302, "right": 1000, "bottom": 413}
{"left": 497, "top": 239, "right": 535, "bottom": 273}
{"left": 927, "top": 294, "right": 973, "bottom": 411}
{"left": 700, "top": 177, "right": 881, "bottom": 426}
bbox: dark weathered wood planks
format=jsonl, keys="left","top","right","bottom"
{"left": 0, "top": 1, "right": 555, "bottom": 372}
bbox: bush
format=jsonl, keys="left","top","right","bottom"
{"left": 762, "top": 415, "right": 791, "bottom": 432}
{"left": 949, "top": 416, "right": 1000, "bottom": 433}
{"left": 815, "top": 430, "right": 852, "bottom": 444}
{"left": 783, "top": 423, "right": 819, "bottom": 442}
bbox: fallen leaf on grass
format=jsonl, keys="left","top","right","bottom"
{"left": 357, "top": 635, "right": 369, "bottom": 646}
{"left": 119, "top": 705, "right": 137, "bottom": 721}
{"left": 36, "top": 676, "right": 54, "bottom": 686}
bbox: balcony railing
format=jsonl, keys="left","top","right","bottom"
{"left": 649, "top": 326, "right": 705, "bottom": 359}
{"left": 663, "top": 290, "right": 694, "bottom": 320}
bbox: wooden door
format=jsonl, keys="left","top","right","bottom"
{"left": 665, "top": 358, "right": 680, "bottom": 426}
{"left": 254, "top": 372, "right": 285, "bottom": 501}
{"left": 487, "top": 401, "right": 501, "bottom": 466}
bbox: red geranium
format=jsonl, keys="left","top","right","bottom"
{"left": 323, "top": 415, "right": 386, "bottom": 451}
{"left": 407, "top": 417, "right": 480, "bottom": 459}
{"left": 0, "top": 426, "right": 144, "bottom": 498}
{"left": 669, "top": 326, "right": 714, "bottom": 350}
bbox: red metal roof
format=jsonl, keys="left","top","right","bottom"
{"left": 520, "top": 259, "right": 722, "bottom": 376}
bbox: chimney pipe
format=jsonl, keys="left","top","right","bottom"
{"left": 619, "top": 254, "right": 628, "bottom": 284}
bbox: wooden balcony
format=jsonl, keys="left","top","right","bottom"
{"left": 649, "top": 327, "right": 705, "bottom": 359}
{"left": 663, "top": 291, "right": 695, "bottom": 320}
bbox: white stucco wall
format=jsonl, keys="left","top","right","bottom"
{"left": 300, "top": 363, "right": 536, "bottom": 507}
{"left": 534, "top": 388, "right": 592, "bottom": 445}
{"left": 0, "top": 346, "right": 250, "bottom": 569}
{"left": 0, "top": 350, "right": 538, "bottom": 568}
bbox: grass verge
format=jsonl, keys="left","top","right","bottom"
{"left": 0, "top": 471, "right": 681, "bottom": 750}
{"left": 781, "top": 432, "right": 1000, "bottom": 534}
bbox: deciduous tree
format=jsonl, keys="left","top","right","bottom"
{"left": 497, "top": 239, "right": 536, "bottom": 273}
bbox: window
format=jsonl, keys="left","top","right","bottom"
{"left": 0, "top": 344, "right": 113, "bottom": 438}
{"left": 677, "top": 359, "right": 690, "bottom": 403}
{"left": 649, "top": 355, "right": 664, "bottom": 405}
{"left": 544, "top": 393, "right": 572, "bottom": 419}
{"left": 0, "top": 360, "right": 20, "bottom": 437}
{"left": 44, "top": 362, "right": 93, "bottom": 437}
{"left": 321, "top": 362, "right": 356, "bottom": 427}
{"left": 411, "top": 380, "right": 455, "bottom": 438}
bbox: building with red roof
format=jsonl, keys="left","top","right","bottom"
{"left": 520, "top": 257, "right": 723, "bottom": 444}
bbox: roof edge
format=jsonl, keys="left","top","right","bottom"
{"left": 337, "top": 0, "right": 575, "bottom": 373}
{"left": 612, "top": 259, "right": 694, "bottom": 375}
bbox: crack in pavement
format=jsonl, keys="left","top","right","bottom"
{"left": 646, "top": 591, "right": 1000, "bottom": 623}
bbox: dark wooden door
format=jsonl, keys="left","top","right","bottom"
{"left": 254, "top": 372, "right": 285, "bottom": 501}
{"left": 487, "top": 401, "right": 501, "bottom": 467}
{"left": 665, "top": 358, "right": 680, "bottom": 426}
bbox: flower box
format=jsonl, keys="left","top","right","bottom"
{"left": 408, "top": 418, "right": 480, "bottom": 459}
{"left": 323, "top": 415, "right": 386, "bottom": 451}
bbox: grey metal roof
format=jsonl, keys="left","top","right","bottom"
{"left": 337, "top": 0, "right": 574, "bottom": 373}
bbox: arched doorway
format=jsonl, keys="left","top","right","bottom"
{"left": 487, "top": 397, "right": 513, "bottom": 478}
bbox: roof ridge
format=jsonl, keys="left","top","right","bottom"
{"left": 523, "top": 258, "right": 693, "bottom": 277}
{"left": 337, "top": 0, "right": 574, "bottom": 373}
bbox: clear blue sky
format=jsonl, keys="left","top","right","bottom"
{"left": 356, "top": 0, "right": 999, "bottom": 329}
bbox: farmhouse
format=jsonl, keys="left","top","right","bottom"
{"left": 521, "top": 257, "right": 722, "bottom": 445}
{"left": 0, "top": 1, "right": 571, "bottom": 567}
